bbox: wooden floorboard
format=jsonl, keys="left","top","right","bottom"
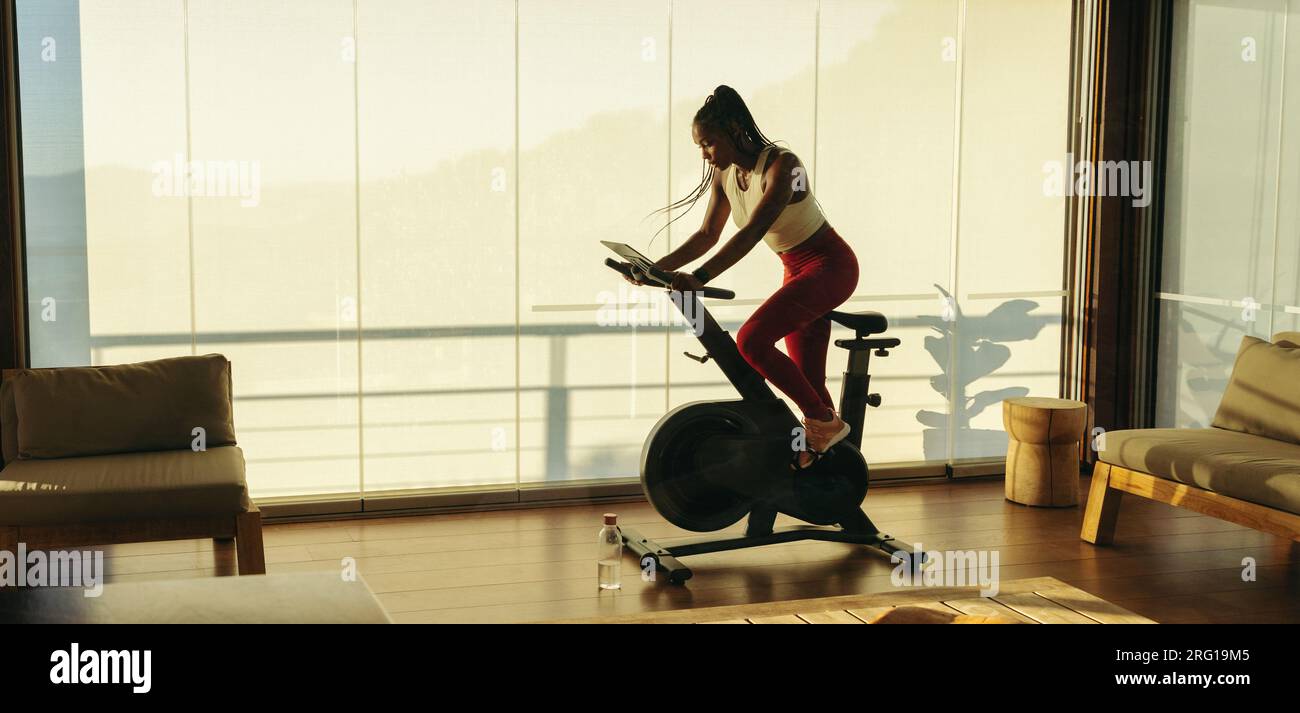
{"left": 68, "top": 476, "right": 1300, "bottom": 623}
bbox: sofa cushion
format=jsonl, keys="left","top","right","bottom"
{"left": 0, "top": 445, "right": 248, "bottom": 525}
{"left": 1099, "top": 428, "right": 1300, "bottom": 515}
{"left": 1211, "top": 336, "right": 1300, "bottom": 446}
{"left": 8, "top": 354, "right": 236, "bottom": 460}
{"left": 1275, "top": 331, "right": 1300, "bottom": 348}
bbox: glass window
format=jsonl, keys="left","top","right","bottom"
{"left": 1158, "top": 0, "right": 1291, "bottom": 428}
{"left": 357, "top": 0, "right": 516, "bottom": 494}
{"left": 518, "top": 0, "right": 670, "bottom": 484}
{"left": 818, "top": 0, "right": 959, "bottom": 464}
{"left": 15, "top": 0, "right": 1076, "bottom": 500}
{"left": 953, "top": 0, "right": 1071, "bottom": 459}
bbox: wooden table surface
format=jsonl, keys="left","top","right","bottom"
{"left": 541, "top": 576, "right": 1157, "bottom": 624}
{"left": 0, "top": 572, "right": 391, "bottom": 624}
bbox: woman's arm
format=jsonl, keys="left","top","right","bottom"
{"left": 692, "top": 150, "right": 798, "bottom": 280}
{"left": 656, "top": 170, "right": 731, "bottom": 272}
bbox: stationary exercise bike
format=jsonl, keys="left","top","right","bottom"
{"left": 602, "top": 241, "right": 920, "bottom": 584}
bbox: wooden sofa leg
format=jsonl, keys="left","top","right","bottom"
{"left": 0, "top": 526, "right": 17, "bottom": 557}
{"left": 1081, "top": 462, "right": 1123, "bottom": 545}
{"left": 235, "top": 507, "right": 266, "bottom": 575}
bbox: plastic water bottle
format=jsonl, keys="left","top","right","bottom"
{"left": 597, "top": 513, "right": 622, "bottom": 590}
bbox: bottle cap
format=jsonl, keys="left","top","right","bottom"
{"left": 603, "top": 513, "right": 618, "bottom": 525}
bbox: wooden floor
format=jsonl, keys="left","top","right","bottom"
{"left": 84, "top": 475, "right": 1300, "bottom": 624}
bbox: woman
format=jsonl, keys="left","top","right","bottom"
{"left": 633, "top": 85, "right": 860, "bottom": 471}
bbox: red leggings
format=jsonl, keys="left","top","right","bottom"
{"left": 735, "top": 228, "right": 859, "bottom": 421}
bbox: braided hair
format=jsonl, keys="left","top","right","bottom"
{"left": 645, "top": 85, "right": 779, "bottom": 248}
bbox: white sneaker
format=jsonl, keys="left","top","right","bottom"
{"left": 803, "top": 413, "right": 851, "bottom": 454}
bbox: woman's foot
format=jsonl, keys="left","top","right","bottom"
{"left": 803, "top": 411, "right": 851, "bottom": 454}
{"left": 790, "top": 410, "right": 850, "bottom": 472}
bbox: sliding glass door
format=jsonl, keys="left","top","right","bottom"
{"left": 1158, "top": 0, "right": 1297, "bottom": 428}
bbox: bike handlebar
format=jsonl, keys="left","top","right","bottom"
{"left": 604, "top": 258, "right": 736, "bottom": 300}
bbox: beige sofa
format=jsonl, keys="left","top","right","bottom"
{"left": 0, "top": 354, "right": 264, "bottom": 574}
{"left": 1082, "top": 332, "right": 1300, "bottom": 545}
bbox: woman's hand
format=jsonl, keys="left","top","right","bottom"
{"left": 621, "top": 263, "right": 652, "bottom": 286}
{"left": 667, "top": 271, "right": 706, "bottom": 292}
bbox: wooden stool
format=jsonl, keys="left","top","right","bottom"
{"left": 1002, "top": 397, "right": 1088, "bottom": 507}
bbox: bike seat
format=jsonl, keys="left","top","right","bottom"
{"left": 825, "top": 310, "right": 888, "bottom": 335}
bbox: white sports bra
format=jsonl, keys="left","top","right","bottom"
{"left": 722, "top": 145, "right": 826, "bottom": 253}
